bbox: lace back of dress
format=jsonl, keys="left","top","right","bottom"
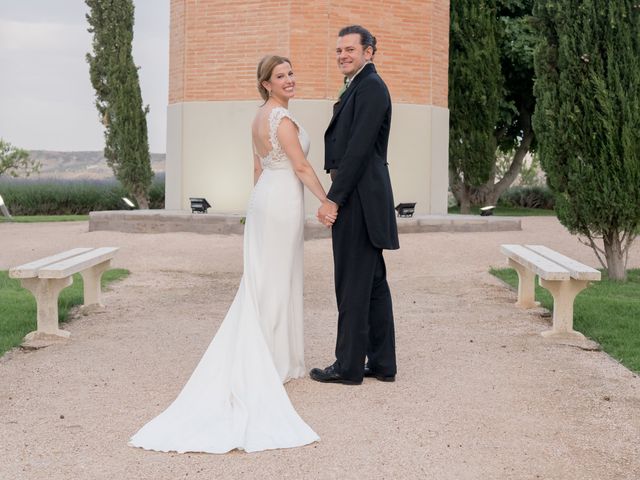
{"left": 261, "top": 107, "right": 296, "bottom": 169}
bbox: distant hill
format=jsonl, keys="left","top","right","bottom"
{"left": 26, "top": 151, "right": 165, "bottom": 180}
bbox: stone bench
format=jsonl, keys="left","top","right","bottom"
{"left": 9, "top": 247, "right": 119, "bottom": 341}
{"left": 500, "top": 244, "right": 601, "bottom": 341}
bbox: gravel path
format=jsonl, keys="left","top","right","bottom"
{"left": 1, "top": 217, "right": 639, "bottom": 480}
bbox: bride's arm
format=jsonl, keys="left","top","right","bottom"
{"left": 277, "top": 118, "right": 332, "bottom": 206}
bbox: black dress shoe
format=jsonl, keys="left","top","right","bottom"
{"left": 363, "top": 365, "right": 396, "bottom": 382}
{"left": 310, "top": 364, "right": 362, "bottom": 385}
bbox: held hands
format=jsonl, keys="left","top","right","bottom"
{"left": 317, "top": 199, "right": 338, "bottom": 228}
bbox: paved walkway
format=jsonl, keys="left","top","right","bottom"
{"left": 1, "top": 217, "right": 639, "bottom": 479}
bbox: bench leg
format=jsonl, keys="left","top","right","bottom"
{"left": 80, "top": 260, "right": 111, "bottom": 307}
{"left": 539, "top": 278, "right": 589, "bottom": 340}
{"left": 21, "top": 277, "right": 73, "bottom": 340}
{"left": 508, "top": 258, "right": 540, "bottom": 308}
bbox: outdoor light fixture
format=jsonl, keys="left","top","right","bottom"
{"left": 480, "top": 205, "right": 495, "bottom": 216}
{"left": 190, "top": 197, "right": 212, "bottom": 214}
{"left": 122, "top": 197, "right": 136, "bottom": 210}
{"left": 395, "top": 202, "right": 416, "bottom": 218}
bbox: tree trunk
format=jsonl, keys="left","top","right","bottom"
{"left": 133, "top": 191, "right": 149, "bottom": 210}
{"left": 451, "top": 113, "right": 535, "bottom": 211}
{"left": 603, "top": 230, "right": 627, "bottom": 281}
{"left": 450, "top": 174, "right": 472, "bottom": 214}
{"left": 487, "top": 121, "right": 534, "bottom": 203}
{"left": 450, "top": 171, "right": 462, "bottom": 209}
{"left": 459, "top": 184, "right": 471, "bottom": 214}
{"left": 470, "top": 112, "right": 534, "bottom": 208}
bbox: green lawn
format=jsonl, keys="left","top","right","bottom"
{"left": 0, "top": 215, "right": 89, "bottom": 223}
{"left": 448, "top": 206, "right": 555, "bottom": 216}
{"left": 0, "top": 269, "right": 129, "bottom": 357}
{"left": 491, "top": 267, "right": 640, "bottom": 373}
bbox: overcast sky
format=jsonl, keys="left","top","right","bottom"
{"left": 0, "top": 0, "right": 169, "bottom": 153}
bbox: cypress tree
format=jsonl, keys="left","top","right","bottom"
{"left": 533, "top": 0, "right": 640, "bottom": 280}
{"left": 449, "top": 0, "right": 502, "bottom": 213}
{"left": 86, "top": 0, "right": 153, "bottom": 209}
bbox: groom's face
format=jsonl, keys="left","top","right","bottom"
{"left": 336, "top": 33, "right": 373, "bottom": 78}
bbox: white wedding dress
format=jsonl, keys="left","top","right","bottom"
{"left": 129, "top": 107, "right": 319, "bottom": 453}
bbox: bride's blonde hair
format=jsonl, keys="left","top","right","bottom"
{"left": 257, "top": 55, "right": 292, "bottom": 102}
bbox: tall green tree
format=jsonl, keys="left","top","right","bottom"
{"left": 0, "top": 139, "right": 40, "bottom": 178}
{"left": 533, "top": 0, "right": 640, "bottom": 281}
{"left": 85, "top": 0, "right": 153, "bottom": 209}
{"left": 449, "top": 0, "right": 538, "bottom": 210}
{"left": 449, "top": 0, "right": 502, "bottom": 213}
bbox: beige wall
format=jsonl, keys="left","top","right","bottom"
{"left": 165, "top": 100, "right": 448, "bottom": 215}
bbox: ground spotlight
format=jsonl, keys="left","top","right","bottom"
{"left": 122, "top": 197, "right": 136, "bottom": 210}
{"left": 190, "top": 197, "right": 212, "bottom": 214}
{"left": 395, "top": 202, "right": 416, "bottom": 218}
{"left": 480, "top": 205, "right": 495, "bottom": 216}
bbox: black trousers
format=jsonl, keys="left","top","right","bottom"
{"left": 331, "top": 188, "right": 396, "bottom": 382}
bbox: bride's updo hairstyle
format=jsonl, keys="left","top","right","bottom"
{"left": 257, "top": 55, "right": 292, "bottom": 102}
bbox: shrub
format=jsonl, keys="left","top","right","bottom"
{"left": 0, "top": 175, "right": 165, "bottom": 215}
{"left": 498, "top": 185, "right": 555, "bottom": 210}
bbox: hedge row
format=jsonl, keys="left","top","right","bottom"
{"left": 0, "top": 178, "right": 553, "bottom": 215}
{"left": 0, "top": 176, "right": 165, "bottom": 215}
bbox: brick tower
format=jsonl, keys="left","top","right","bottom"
{"left": 166, "top": 0, "right": 450, "bottom": 215}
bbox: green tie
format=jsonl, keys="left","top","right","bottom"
{"left": 337, "top": 77, "right": 350, "bottom": 98}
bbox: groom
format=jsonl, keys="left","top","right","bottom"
{"left": 311, "top": 25, "right": 399, "bottom": 385}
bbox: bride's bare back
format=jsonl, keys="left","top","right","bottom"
{"left": 252, "top": 105, "right": 300, "bottom": 159}
{"left": 252, "top": 106, "right": 273, "bottom": 159}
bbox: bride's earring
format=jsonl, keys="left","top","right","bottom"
{"left": 268, "top": 90, "right": 272, "bottom": 97}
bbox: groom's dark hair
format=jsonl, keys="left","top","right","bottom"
{"left": 338, "top": 25, "right": 377, "bottom": 56}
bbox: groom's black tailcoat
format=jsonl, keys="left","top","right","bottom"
{"left": 324, "top": 63, "right": 399, "bottom": 382}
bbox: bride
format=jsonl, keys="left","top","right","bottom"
{"left": 129, "top": 55, "right": 335, "bottom": 453}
